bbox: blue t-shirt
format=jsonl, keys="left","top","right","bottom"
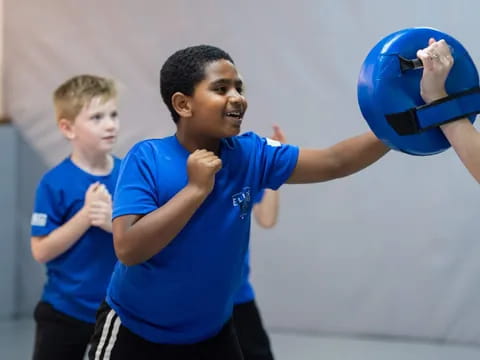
{"left": 31, "top": 156, "right": 121, "bottom": 323}
{"left": 107, "top": 132, "right": 299, "bottom": 344}
{"left": 234, "top": 190, "right": 265, "bottom": 305}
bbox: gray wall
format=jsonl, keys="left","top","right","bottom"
{"left": 3, "top": 0, "right": 480, "bottom": 344}
{"left": 0, "top": 125, "right": 46, "bottom": 318}
{"left": 0, "top": 125, "right": 17, "bottom": 318}
{"left": 15, "top": 130, "right": 47, "bottom": 316}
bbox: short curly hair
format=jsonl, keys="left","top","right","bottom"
{"left": 160, "top": 45, "right": 234, "bottom": 123}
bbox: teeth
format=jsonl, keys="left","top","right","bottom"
{"left": 226, "top": 112, "right": 241, "bottom": 117}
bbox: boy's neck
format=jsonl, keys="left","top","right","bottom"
{"left": 70, "top": 149, "right": 113, "bottom": 176}
{"left": 175, "top": 130, "right": 221, "bottom": 154}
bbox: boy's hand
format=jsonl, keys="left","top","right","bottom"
{"left": 187, "top": 149, "right": 222, "bottom": 194}
{"left": 83, "top": 182, "right": 113, "bottom": 232}
{"left": 417, "top": 38, "right": 454, "bottom": 103}
{"left": 94, "top": 183, "right": 112, "bottom": 203}
{"left": 271, "top": 124, "right": 286, "bottom": 143}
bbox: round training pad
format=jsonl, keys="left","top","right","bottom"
{"left": 358, "top": 27, "right": 479, "bottom": 155}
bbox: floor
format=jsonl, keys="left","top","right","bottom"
{"left": 2, "top": 318, "right": 480, "bottom": 359}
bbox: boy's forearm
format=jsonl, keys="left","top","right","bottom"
{"left": 288, "top": 132, "right": 389, "bottom": 183}
{"left": 441, "top": 119, "right": 480, "bottom": 183}
{"left": 31, "top": 208, "right": 91, "bottom": 263}
{"left": 114, "top": 184, "right": 210, "bottom": 266}
{"left": 329, "top": 132, "right": 389, "bottom": 178}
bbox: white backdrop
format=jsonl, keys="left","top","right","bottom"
{"left": 5, "top": 0, "right": 480, "bottom": 344}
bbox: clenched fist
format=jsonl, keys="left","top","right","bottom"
{"left": 187, "top": 149, "right": 222, "bottom": 194}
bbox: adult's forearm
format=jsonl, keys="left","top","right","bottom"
{"left": 441, "top": 119, "right": 480, "bottom": 183}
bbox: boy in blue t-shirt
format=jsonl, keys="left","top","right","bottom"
{"left": 31, "top": 75, "right": 121, "bottom": 360}
{"left": 89, "top": 45, "right": 390, "bottom": 360}
{"left": 233, "top": 124, "right": 285, "bottom": 360}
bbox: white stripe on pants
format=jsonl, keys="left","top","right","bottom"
{"left": 94, "top": 309, "right": 119, "bottom": 360}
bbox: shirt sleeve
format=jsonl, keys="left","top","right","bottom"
{"left": 112, "top": 142, "right": 160, "bottom": 219}
{"left": 31, "top": 178, "right": 65, "bottom": 236}
{"left": 253, "top": 189, "right": 265, "bottom": 204}
{"left": 254, "top": 133, "right": 299, "bottom": 190}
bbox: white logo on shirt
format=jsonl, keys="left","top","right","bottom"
{"left": 266, "top": 137, "right": 281, "bottom": 147}
{"left": 31, "top": 213, "right": 47, "bottom": 227}
{"left": 232, "top": 187, "right": 251, "bottom": 220}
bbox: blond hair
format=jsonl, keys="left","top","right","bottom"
{"left": 53, "top": 74, "right": 117, "bottom": 123}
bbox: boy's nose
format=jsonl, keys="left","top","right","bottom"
{"left": 104, "top": 116, "right": 118, "bottom": 129}
{"left": 228, "top": 91, "right": 244, "bottom": 104}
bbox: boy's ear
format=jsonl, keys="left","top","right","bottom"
{"left": 58, "top": 118, "right": 75, "bottom": 140}
{"left": 171, "top": 92, "right": 192, "bottom": 118}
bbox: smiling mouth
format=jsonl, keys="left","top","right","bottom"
{"left": 225, "top": 111, "right": 243, "bottom": 119}
{"left": 102, "top": 136, "right": 116, "bottom": 141}
{"left": 225, "top": 115, "right": 242, "bottom": 129}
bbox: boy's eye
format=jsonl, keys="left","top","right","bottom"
{"left": 213, "top": 86, "right": 244, "bottom": 95}
{"left": 91, "top": 113, "right": 104, "bottom": 121}
{"left": 111, "top": 111, "right": 118, "bottom": 118}
{"left": 215, "top": 86, "right": 227, "bottom": 94}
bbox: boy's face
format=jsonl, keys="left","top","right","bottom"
{"left": 59, "top": 96, "right": 119, "bottom": 154}
{"left": 187, "top": 59, "right": 247, "bottom": 138}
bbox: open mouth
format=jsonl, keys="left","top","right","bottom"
{"left": 225, "top": 112, "right": 243, "bottom": 128}
{"left": 225, "top": 111, "right": 243, "bottom": 119}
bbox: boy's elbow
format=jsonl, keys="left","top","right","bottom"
{"left": 113, "top": 234, "right": 141, "bottom": 266}
{"left": 254, "top": 206, "right": 278, "bottom": 229}
{"left": 31, "top": 250, "right": 48, "bottom": 264}
{"left": 32, "top": 247, "right": 50, "bottom": 264}
{"left": 115, "top": 250, "right": 139, "bottom": 267}
{"left": 257, "top": 218, "right": 276, "bottom": 229}
{"left": 113, "top": 242, "right": 134, "bottom": 266}
{"left": 31, "top": 237, "right": 49, "bottom": 264}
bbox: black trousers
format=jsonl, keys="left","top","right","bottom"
{"left": 32, "top": 301, "right": 94, "bottom": 360}
{"left": 88, "top": 301, "right": 244, "bottom": 360}
{"left": 233, "top": 300, "right": 275, "bottom": 360}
